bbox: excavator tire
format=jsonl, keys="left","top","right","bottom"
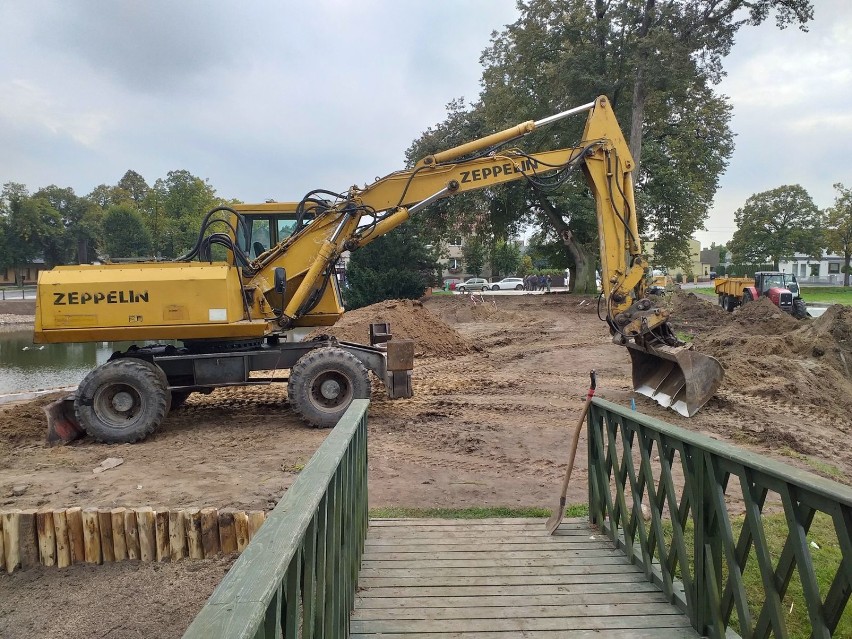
{"left": 74, "top": 358, "right": 169, "bottom": 444}
{"left": 288, "top": 347, "right": 370, "bottom": 428}
{"left": 793, "top": 298, "right": 808, "bottom": 320}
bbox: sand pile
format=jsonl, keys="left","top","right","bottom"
{"left": 688, "top": 298, "right": 852, "bottom": 418}
{"left": 305, "top": 299, "right": 474, "bottom": 358}
{"left": 419, "top": 295, "right": 524, "bottom": 325}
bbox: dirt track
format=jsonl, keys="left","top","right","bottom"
{"left": 1, "top": 291, "right": 850, "bottom": 637}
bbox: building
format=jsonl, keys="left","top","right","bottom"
{"left": 643, "top": 239, "right": 712, "bottom": 280}
{"left": 1, "top": 259, "right": 47, "bottom": 286}
{"left": 438, "top": 235, "right": 495, "bottom": 284}
{"left": 778, "top": 252, "right": 846, "bottom": 283}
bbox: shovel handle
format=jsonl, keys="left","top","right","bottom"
{"left": 557, "top": 370, "right": 596, "bottom": 501}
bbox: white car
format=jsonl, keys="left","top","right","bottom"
{"left": 491, "top": 277, "right": 525, "bottom": 291}
{"left": 456, "top": 278, "right": 490, "bottom": 292}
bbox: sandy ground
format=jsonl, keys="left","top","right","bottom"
{"left": 1, "top": 291, "right": 850, "bottom": 636}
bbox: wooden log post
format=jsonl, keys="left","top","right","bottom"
{"left": 247, "top": 510, "right": 266, "bottom": 540}
{"left": 168, "top": 510, "right": 187, "bottom": 561}
{"left": 234, "top": 511, "right": 250, "bottom": 552}
{"left": 0, "top": 513, "right": 5, "bottom": 572}
{"left": 200, "top": 508, "right": 220, "bottom": 558}
{"left": 66, "top": 507, "right": 85, "bottom": 565}
{"left": 19, "top": 509, "right": 39, "bottom": 569}
{"left": 136, "top": 507, "right": 156, "bottom": 562}
{"left": 185, "top": 509, "right": 203, "bottom": 560}
{"left": 36, "top": 509, "right": 56, "bottom": 567}
{"left": 81, "top": 508, "right": 102, "bottom": 564}
{"left": 2, "top": 510, "right": 20, "bottom": 573}
{"left": 218, "top": 511, "right": 237, "bottom": 554}
{"left": 124, "top": 510, "right": 140, "bottom": 560}
{"left": 155, "top": 510, "right": 170, "bottom": 562}
{"left": 97, "top": 509, "right": 115, "bottom": 563}
{"left": 110, "top": 508, "right": 127, "bottom": 562}
{"left": 53, "top": 510, "right": 71, "bottom": 568}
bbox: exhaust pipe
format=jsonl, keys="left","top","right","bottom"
{"left": 626, "top": 342, "right": 723, "bottom": 417}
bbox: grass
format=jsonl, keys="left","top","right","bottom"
{"left": 657, "top": 510, "right": 849, "bottom": 638}
{"left": 369, "top": 504, "right": 589, "bottom": 519}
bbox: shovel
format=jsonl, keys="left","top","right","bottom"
{"left": 546, "top": 370, "right": 596, "bottom": 535}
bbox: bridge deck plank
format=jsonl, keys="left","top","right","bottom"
{"left": 352, "top": 517, "right": 700, "bottom": 638}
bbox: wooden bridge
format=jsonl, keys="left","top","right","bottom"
{"left": 350, "top": 517, "right": 697, "bottom": 638}
{"left": 183, "top": 399, "right": 852, "bottom": 639}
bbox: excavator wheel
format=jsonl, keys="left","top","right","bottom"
{"left": 288, "top": 347, "right": 370, "bottom": 428}
{"left": 74, "top": 358, "right": 169, "bottom": 444}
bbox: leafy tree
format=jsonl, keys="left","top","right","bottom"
{"left": 117, "top": 170, "right": 149, "bottom": 206}
{"left": 88, "top": 184, "right": 119, "bottom": 209}
{"left": 0, "top": 186, "right": 63, "bottom": 277}
{"left": 33, "top": 185, "right": 99, "bottom": 264}
{"left": 461, "top": 236, "right": 488, "bottom": 276}
{"left": 825, "top": 183, "right": 852, "bottom": 286}
{"left": 344, "top": 222, "right": 440, "bottom": 309}
{"left": 490, "top": 239, "right": 522, "bottom": 277}
{"left": 100, "top": 204, "right": 153, "bottom": 258}
{"left": 728, "top": 185, "right": 822, "bottom": 269}
{"left": 143, "top": 170, "right": 219, "bottom": 258}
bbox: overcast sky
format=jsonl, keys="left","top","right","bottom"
{"left": 1, "top": 1, "right": 849, "bottom": 250}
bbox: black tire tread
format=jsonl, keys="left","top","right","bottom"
{"left": 74, "top": 358, "right": 168, "bottom": 444}
{"left": 288, "top": 347, "right": 370, "bottom": 428}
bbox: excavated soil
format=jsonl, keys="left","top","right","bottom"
{"left": 1, "top": 290, "right": 851, "bottom": 637}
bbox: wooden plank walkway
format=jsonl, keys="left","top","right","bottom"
{"left": 351, "top": 518, "right": 701, "bottom": 638}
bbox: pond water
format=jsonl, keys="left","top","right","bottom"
{"left": 0, "top": 327, "right": 145, "bottom": 394}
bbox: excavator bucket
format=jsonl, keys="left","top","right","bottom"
{"left": 44, "top": 394, "right": 85, "bottom": 445}
{"left": 626, "top": 342, "right": 723, "bottom": 417}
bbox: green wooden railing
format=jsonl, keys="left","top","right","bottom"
{"left": 183, "top": 399, "right": 369, "bottom": 639}
{"left": 588, "top": 397, "right": 852, "bottom": 639}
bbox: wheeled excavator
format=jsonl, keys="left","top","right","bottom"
{"left": 35, "top": 96, "right": 724, "bottom": 444}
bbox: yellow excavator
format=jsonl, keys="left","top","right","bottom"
{"left": 35, "top": 96, "right": 723, "bottom": 444}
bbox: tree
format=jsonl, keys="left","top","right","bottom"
{"left": 825, "top": 183, "right": 852, "bottom": 286}
{"left": 0, "top": 185, "right": 64, "bottom": 280}
{"left": 100, "top": 204, "right": 152, "bottom": 258}
{"left": 344, "top": 222, "right": 440, "bottom": 310}
{"left": 728, "top": 185, "right": 822, "bottom": 269}
{"left": 34, "top": 185, "right": 99, "bottom": 264}
{"left": 490, "top": 239, "right": 523, "bottom": 277}
{"left": 143, "top": 170, "right": 219, "bottom": 258}
{"left": 461, "top": 236, "right": 488, "bottom": 276}
{"left": 117, "top": 170, "right": 149, "bottom": 206}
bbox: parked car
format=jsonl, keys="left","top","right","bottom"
{"left": 491, "top": 277, "right": 525, "bottom": 291}
{"left": 456, "top": 278, "right": 490, "bottom": 292}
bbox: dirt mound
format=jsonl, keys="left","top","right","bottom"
{"left": 306, "top": 298, "right": 474, "bottom": 358}
{"left": 667, "top": 292, "right": 731, "bottom": 334}
{"left": 422, "top": 295, "right": 524, "bottom": 324}
{"left": 0, "top": 392, "right": 63, "bottom": 446}
{"left": 692, "top": 297, "right": 852, "bottom": 428}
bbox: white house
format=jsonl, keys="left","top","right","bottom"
{"left": 778, "top": 252, "right": 846, "bottom": 283}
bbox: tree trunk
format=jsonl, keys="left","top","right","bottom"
{"left": 628, "top": 0, "right": 655, "bottom": 176}
{"left": 845, "top": 250, "right": 851, "bottom": 287}
{"left": 563, "top": 233, "right": 597, "bottom": 294}
{"left": 532, "top": 196, "right": 597, "bottom": 295}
